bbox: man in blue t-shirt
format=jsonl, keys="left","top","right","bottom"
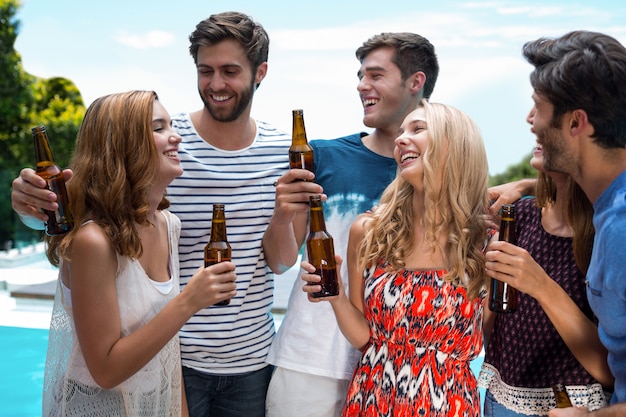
{"left": 262, "top": 33, "right": 439, "bottom": 417}
{"left": 523, "top": 30, "right": 626, "bottom": 417}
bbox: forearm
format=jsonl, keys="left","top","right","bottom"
{"left": 263, "top": 212, "right": 307, "bottom": 274}
{"left": 589, "top": 404, "right": 626, "bottom": 416}
{"left": 92, "top": 293, "right": 196, "bottom": 388}
{"left": 536, "top": 279, "right": 613, "bottom": 388}
{"left": 330, "top": 295, "right": 371, "bottom": 350}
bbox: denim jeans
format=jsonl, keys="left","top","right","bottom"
{"left": 183, "top": 365, "right": 273, "bottom": 417}
{"left": 484, "top": 390, "right": 545, "bottom": 417}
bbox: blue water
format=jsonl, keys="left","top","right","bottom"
{"left": 0, "top": 326, "right": 47, "bottom": 417}
{"left": 0, "top": 324, "right": 484, "bottom": 416}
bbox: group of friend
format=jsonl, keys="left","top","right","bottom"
{"left": 10, "top": 10, "right": 626, "bottom": 417}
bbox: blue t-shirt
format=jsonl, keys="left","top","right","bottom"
{"left": 265, "top": 132, "right": 398, "bottom": 380}
{"left": 311, "top": 133, "right": 398, "bottom": 218}
{"left": 587, "top": 169, "right": 626, "bottom": 404}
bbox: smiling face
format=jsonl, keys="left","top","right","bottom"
{"left": 357, "top": 47, "right": 418, "bottom": 132}
{"left": 195, "top": 39, "right": 267, "bottom": 122}
{"left": 528, "top": 92, "right": 576, "bottom": 176}
{"left": 152, "top": 100, "right": 183, "bottom": 186}
{"left": 394, "top": 106, "right": 430, "bottom": 191}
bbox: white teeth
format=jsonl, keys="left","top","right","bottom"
{"left": 213, "top": 95, "right": 230, "bottom": 102}
{"left": 164, "top": 151, "right": 178, "bottom": 157}
{"left": 401, "top": 152, "right": 419, "bottom": 163}
{"left": 362, "top": 98, "right": 378, "bottom": 107}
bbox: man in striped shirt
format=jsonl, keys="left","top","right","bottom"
{"left": 166, "top": 12, "right": 291, "bottom": 417}
{"left": 11, "top": 10, "right": 289, "bottom": 417}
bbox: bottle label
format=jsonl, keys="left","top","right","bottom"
{"left": 46, "top": 179, "right": 71, "bottom": 224}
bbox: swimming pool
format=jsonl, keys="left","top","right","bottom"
{"left": 0, "top": 325, "right": 48, "bottom": 417}
{"left": 0, "top": 323, "right": 484, "bottom": 417}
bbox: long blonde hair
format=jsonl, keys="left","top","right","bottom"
{"left": 357, "top": 100, "right": 489, "bottom": 299}
{"left": 45, "top": 90, "right": 169, "bottom": 266}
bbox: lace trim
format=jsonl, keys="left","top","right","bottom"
{"left": 478, "top": 363, "right": 609, "bottom": 413}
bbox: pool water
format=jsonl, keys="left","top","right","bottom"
{"left": 0, "top": 326, "right": 48, "bottom": 417}
{"left": 0, "top": 324, "right": 484, "bottom": 416}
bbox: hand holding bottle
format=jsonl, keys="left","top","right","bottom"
{"left": 12, "top": 167, "right": 73, "bottom": 224}
{"left": 300, "top": 255, "right": 344, "bottom": 303}
{"left": 184, "top": 262, "right": 237, "bottom": 309}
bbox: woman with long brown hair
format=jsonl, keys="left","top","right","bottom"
{"left": 42, "top": 90, "right": 235, "bottom": 416}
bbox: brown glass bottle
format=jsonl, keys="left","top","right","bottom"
{"left": 204, "top": 204, "right": 232, "bottom": 306}
{"left": 289, "top": 109, "right": 314, "bottom": 180}
{"left": 489, "top": 204, "right": 519, "bottom": 313}
{"left": 552, "top": 383, "right": 573, "bottom": 408}
{"left": 32, "top": 125, "right": 74, "bottom": 235}
{"left": 306, "top": 195, "right": 339, "bottom": 298}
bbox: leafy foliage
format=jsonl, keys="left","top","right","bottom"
{"left": 0, "top": 0, "right": 84, "bottom": 248}
{"left": 489, "top": 151, "right": 535, "bottom": 187}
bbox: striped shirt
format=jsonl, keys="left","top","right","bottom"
{"left": 167, "top": 112, "right": 291, "bottom": 374}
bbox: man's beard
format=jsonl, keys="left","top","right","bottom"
{"left": 538, "top": 127, "right": 573, "bottom": 175}
{"left": 200, "top": 79, "right": 255, "bottom": 123}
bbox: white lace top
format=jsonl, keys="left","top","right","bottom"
{"left": 42, "top": 211, "right": 183, "bottom": 417}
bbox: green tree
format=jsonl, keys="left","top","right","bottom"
{"left": 0, "top": 0, "right": 84, "bottom": 248}
{"left": 489, "top": 151, "right": 535, "bottom": 187}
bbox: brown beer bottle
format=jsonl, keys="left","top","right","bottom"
{"left": 552, "top": 383, "right": 573, "bottom": 408}
{"left": 306, "top": 195, "right": 339, "bottom": 298}
{"left": 204, "top": 204, "right": 232, "bottom": 306}
{"left": 289, "top": 109, "right": 314, "bottom": 179}
{"left": 32, "top": 125, "right": 74, "bottom": 235}
{"left": 489, "top": 204, "right": 519, "bottom": 313}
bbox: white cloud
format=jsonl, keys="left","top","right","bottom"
{"left": 114, "top": 30, "right": 176, "bottom": 49}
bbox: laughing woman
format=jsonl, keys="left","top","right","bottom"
{"left": 41, "top": 90, "right": 236, "bottom": 417}
{"left": 302, "top": 99, "right": 491, "bottom": 416}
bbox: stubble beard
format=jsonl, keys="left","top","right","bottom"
{"left": 540, "top": 128, "right": 574, "bottom": 176}
{"left": 200, "top": 79, "right": 255, "bottom": 123}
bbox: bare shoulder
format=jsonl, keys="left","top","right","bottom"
{"left": 72, "top": 223, "right": 114, "bottom": 258}
{"left": 350, "top": 213, "right": 373, "bottom": 240}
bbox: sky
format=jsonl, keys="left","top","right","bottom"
{"left": 13, "top": 0, "right": 626, "bottom": 175}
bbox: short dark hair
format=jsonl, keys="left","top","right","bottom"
{"left": 189, "top": 11, "right": 269, "bottom": 71}
{"left": 356, "top": 32, "right": 439, "bottom": 99}
{"left": 523, "top": 30, "right": 626, "bottom": 149}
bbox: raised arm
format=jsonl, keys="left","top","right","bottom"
{"left": 485, "top": 240, "right": 614, "bottom": 388}
{"left": 263, "top": 169, "right": 323, "bottom": 274}
{"left": 488, "top": 178, "right": 536, "bottom": 216}
{"left": 300, "top": 214, "right": 372, "bottom": 350}
{"left": 71, "top": 222, "right": 236, "bottom": 389}
{"left": 11, "top": 167, "right": 73, "bottom": 229}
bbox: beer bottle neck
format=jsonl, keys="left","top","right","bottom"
{"left": 291, "top": 111, "right": 308, "bottom": 146}
{"left": 309, "top": 205, "right": 327, "bottom": 233}
{"left": 210, "top": 208, "right": 227, "bottom": 242}
{"left": 33, "top": 128, "right": 56, "bottom": 166}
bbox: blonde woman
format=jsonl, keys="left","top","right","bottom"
{"left": 302, "top": 99, "right": 491, "bottom": 416}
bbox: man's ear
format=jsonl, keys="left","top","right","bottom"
{"left": 255, "top": 62, "right": 268, "bottom": 88}
{"left": 570, "top": 109, "right": 590, "bottom": 133}
{"left": 409, "top": 71, "right": 426, "bottom": 96}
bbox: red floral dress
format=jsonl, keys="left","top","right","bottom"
{"left": 343, "top": 260, "right": 484, "bottom": 417}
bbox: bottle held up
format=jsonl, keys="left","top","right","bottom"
{"left": 204, "top": 204, "right": 232, "bottom": 306}
{"left": 289, "top": 109, "right": 314, "bottom": 180}
{"left": 32, "top": 125, "right": 74, "bottom": 235}
{"left": 306, "top": 195, "right": 339, "bottom": 298}
{"left": 489, "top": 204, "right": 519, "bottom": 313}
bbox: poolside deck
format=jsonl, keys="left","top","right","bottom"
{"left": 0, "top": 243, "right": 299, "bottom": 328}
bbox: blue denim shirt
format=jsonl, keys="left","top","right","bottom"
{"left": 587, "top": 169, "right": 626, "bottom": 404}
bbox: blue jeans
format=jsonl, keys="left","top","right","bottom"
{"left": 183, "top": 365, "right": 273, "bottom": 417}
{"left": 484, "top": 390, "right": 544, "bottom": 417}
